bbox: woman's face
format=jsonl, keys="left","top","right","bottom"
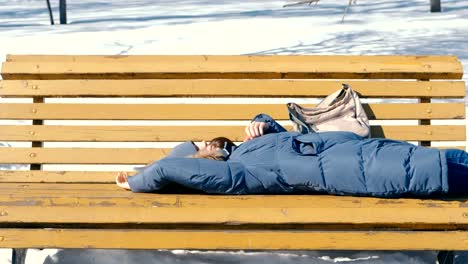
{"left": 194, "top": 141, "right": 214, "bottom": 152}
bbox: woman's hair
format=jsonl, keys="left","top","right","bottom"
{"left": 190, "top": 137, "right": 236, "bottom": 161}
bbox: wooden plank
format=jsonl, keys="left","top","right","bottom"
{"left": 0, "top": 195, "right": 465, "bottom": 225}
{"left": 0, "top": 125, "right": 465, "bottom": 142}
{"left": 0, "top": 183, "right": 466, "bottom": 209}
{"left": 0, "top": 148, "right": 169, "bottom": 164}
{"left": 0, "top": 171, "right": 119, "bottom": 183}
{"left": 0, "top": 103, "right": 464, "bottom": 120}
{"left": 0, "top": 142, "right": 465, "bottom": 165}
{"left": 0, "top": 125, "right": 237, "bottom": 142}
{"left": 2, "top": 55, "right": 463, "bottom": 80}
{"left": 370, "top": 125, "right": 466, "bottom": 141}
{"left": 0, "top": 197, "right": 466, "bottom": 225}
{"left": 0, "top": 79, "right": 465, "bottom": 98}
{"left": 0, "top": 182, "right": 466, "bottom": 228}
{"left": 0, "top": 203, "right": 467, "bottom": 225}
{"left": 0, "top": 229, "right": 467, "bottom": 250}
{"left": 0, "top": 183, "right": 135, "bottom": 194}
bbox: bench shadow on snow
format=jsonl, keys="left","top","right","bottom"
{"left": 61, "top": 0, "right": 468, "bottom": 27}
{"left": 250, "top": 29, "right": 468, "bottom": 58}
{"left": 42, "top": 249, "right": 437, "bottom": 264}
{"left": 69, "top": 0, "right": 467, "bottom": 26}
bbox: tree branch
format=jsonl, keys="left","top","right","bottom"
{"left": 283, "top": 0, "right": 358, "bottom": 23}
{"left": 283, "top": 0, "right": 319, "bottom": 8}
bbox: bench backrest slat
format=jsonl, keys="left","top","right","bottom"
{"left": 2, "top": 55, "right": 463, "bottom": 80}
{"left": 0, "top": 103, "right": 464, "bottom": 120}
{"left": 0, "top": 125, "right": 465, "bottom": 142}
{"left": 0, "top": 80, "right": 465, "bottom": 98}
{"left": 0, "top": 148, "right": 168, "bottom": 164}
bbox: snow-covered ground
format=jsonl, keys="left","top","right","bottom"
{"left": 1, "top": 0, "right": 468, "bottom": 65}
{"left": 1, "top": 0, "right": 467, "bottom": 263}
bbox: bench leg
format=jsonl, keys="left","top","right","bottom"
{"left": 12, "top": 249, "right": 27, "bottom": 264}
{"left": 437, "top": 251, "right": 454, "bottom": 264}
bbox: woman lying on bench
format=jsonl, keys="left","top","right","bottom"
{"left": 116, "top": 114, "right": 468, "bottom": 197}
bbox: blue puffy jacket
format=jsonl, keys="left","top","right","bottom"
{"left": 128, "top": 114, "right": 448, "bottom": 197}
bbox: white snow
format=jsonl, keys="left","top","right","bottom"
{"left": 0, "top": 0, "right": 467, "bottom": 263}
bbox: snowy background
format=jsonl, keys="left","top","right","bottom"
{"left": 0, "top": 0, "right": 467, "bottom": 263}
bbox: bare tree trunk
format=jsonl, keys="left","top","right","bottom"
{"left": 60, "top": 0, "right": 67, "bottom": 24}
{"left": 430, "top": 0, "right": 441, "bottom": 12}
{"left": 46, "top": 0, "right": 54, "bottom": 25}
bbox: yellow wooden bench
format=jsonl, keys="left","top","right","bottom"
{"left": 0, "top": 55, "right": 467, "bottom": 260}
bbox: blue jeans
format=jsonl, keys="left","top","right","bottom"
{"left": 445, "top": 149, "right": 468, "bottom": 194}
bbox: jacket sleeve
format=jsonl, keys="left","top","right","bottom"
{"left": 251, "top": 113, "right": 287, "bottom": 134}
{"left": 127, "top": 157, "right": 265, "bottom": 194}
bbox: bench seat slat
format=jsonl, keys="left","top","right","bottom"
{"left": 0, "top": 125, "right": 465, "bottom": 142}
{"left": 0, "top": 183, "right": 466, "bottom": 226}
{"left": 0, "top": 103, "right": 464, "bottom": 120}
{"left": 0, "top": 229, "right": 467, "bottom": 250}
{"left": 0, "top": 202, "right": 467, "bottom": 226}
{"left": 2, "top": 55, "right": 463, "bottom": 80}
{"left": 0, "top": 183, "right": 466, "bottom": 208}
{"left": 0, "top": 80, "right": 465, "bottom": 98}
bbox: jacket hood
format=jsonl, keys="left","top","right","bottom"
{"left": 166, "top": 141, "right": 198, "bottom": 158}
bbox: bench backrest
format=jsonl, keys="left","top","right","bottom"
{"left": 0, "top": 55, "right": 465, "bottom": 184}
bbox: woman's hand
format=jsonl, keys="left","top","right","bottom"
{"left": 244, "top": 121, "right": 269, "bottom": 142}
{"left": 115, "top": 172, "right": 131, "bottom": 190}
